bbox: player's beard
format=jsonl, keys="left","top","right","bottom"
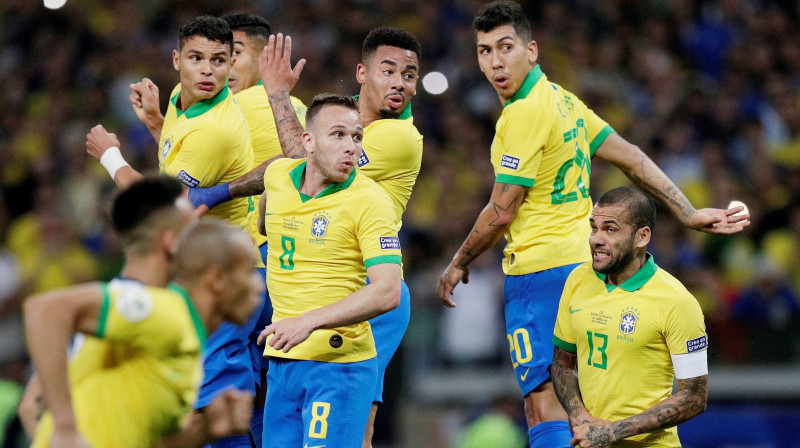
{"left": 379, "top": 107, "right": 401, "bottom": 119}
{"left": 593, "top": 232, "right": 637, "bottom": 277}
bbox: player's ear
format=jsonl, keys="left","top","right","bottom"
{"left": 160, "top": 229, "right": 179, "bottom": 257}
{"left": 301, "top": 131, "right": 314, "bottom": 154}
{"left": 635, "top": 226, "right": 651, "bottom": 249}
{"left": 527, "top": 41, "right": 538, "bottom": 66}
{"left": 172, "top": 50, "right": 181, "bottom": 72}
{"left": 356, "top": 63, "right": 366, "bottom": 84}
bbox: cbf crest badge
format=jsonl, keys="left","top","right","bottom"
{"left": 161, "top": 138, "right": 172, "bottom": 159}
{"left": 311, "top": 212, "right": 332, "bottom": 239}
{"left": 619, "top": 307, "right": 639, "bottom": 335}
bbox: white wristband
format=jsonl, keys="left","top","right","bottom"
{"left": 99, "top": 146, "right": 130, "bottom": 180}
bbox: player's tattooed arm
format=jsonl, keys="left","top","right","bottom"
{"left": 227, "top": 155, "right": 282, "bottom": 198}
{"left": 437, "top": 182, "right": 525, "bottom": 307}
{"left": 268, "top": 90, "right": 307, "bottom": 160}
{"left": 552, "top": 347, "right": 594, "bottom": 426}
{"left": 609, "top": 375, "right": 708, "bottom": 441}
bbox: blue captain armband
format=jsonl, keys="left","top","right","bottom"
{"left": 188, "top": 182, "right": 232, "bottom": 209}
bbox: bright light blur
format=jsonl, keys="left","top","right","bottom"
{"left": 44, "top": 0, "right": 67, "bottom": 9}
{"left": 422, "top": 71, "right": 448, "bottom": 95}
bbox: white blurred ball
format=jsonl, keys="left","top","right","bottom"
{"left": 44, "top": 0, "right": 67, "bottom": 9}
{"left": 422, "top": 72, "right": 448, "bottom": 95}
{"left": 728, "top": 200, "right": 749, "bottom": 217}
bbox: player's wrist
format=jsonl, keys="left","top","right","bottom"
{"left": 189, "top": 182, "right": 232, "bottom": 209}
{"left": 99, "top": 146, "right": 130, "bottom": 180}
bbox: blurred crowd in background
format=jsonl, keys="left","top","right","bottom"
{"left": 1, "top": 0, "right": 800, "bottom": 446}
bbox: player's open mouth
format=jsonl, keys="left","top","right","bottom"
{"left": 593, "top": 251, "right": 610, "bottom": 262}
{"left": 494, "top": 76, "right": 509, "bottom": 88}
{"left": 386, "top": 95, "right": 404, "bottom": 109}
{"left": 198, "top": 81, "right": 215, "bottom": 91}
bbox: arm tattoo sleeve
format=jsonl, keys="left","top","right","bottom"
{"left": 229, "top": 162, "right": 268, "bottom": 198}
{"left": 611, "top": 375, "right": 708, "bottom": 441}
{"left": 551, "top": 347, "right": 589, "bottom": 423}
{"left": 624, "top": 152, "right": 694, "bottom": 222}
{"left": 268, "top": 90, "right": 307, "bottom": 160}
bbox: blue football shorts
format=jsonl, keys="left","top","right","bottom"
{"left": 250, "top": 243, "right": 273, "bottom": 380}
{"left": 263, "top": 357, "right": 377, "bottom": 448}
{"left": 367, "top": 279, "right": 410, "bottom": 403}
{"left": 503, "top": 263, "right": 581, "bottom": 396}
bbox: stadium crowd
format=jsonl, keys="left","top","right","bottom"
{"left": 1, "top": 0, "right": 799, "bottom": 446}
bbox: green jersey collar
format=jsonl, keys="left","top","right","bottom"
{"left": 354, "top": 94, "right": 412, "bottom": 120}
{"left": 594, "top": 253, "right": 658, "bottom": 293}
{"left": 504, "top": 64, "right": 544, "bottom": 107}
{"left": 170, "top": 85, "right": 230, "bottom": 119}
{"left": 256, "top": 80, "right": 263, "bottom": 86}
{"left": 168, "top": 283, "right": 207, "bottom": 349}
{"left": 289, "top": 160, "right": 357, "bottom": 203}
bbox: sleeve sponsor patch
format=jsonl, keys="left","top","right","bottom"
{"left": 177, "top": 170, "right": 201, "bottom": 187}
{"left": 115, "top": 285, "right": 154, "bottom": 323}
{"left": 686, "top": 335, "right": 707, "bottom": 353}
{"left": 500, "top": 154, "right": 520, "bottom": 170}
{"left": 380, "top": 236, "right": 400, "bottom": 250}
{"left": 357, "top": 151, "right": 370, "bottom": 167}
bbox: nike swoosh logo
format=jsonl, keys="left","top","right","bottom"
{"left": 570, "top": 308, "right": 583, "bottom": 314}
{"left": 520, "top": 368, "right": 530, "bottom": 381}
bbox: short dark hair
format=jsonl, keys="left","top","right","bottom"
{"left": 362, "top": 27, "right": 422, "bottom": 64}
{"left": 473, "top": 1, "right": 532, "bottom": 42}
{"left": 111, "top": 176, "right": 184, "bottom": 238}
{"left": 305, "top": 93, "right": 359, "bottom": 128}
{"left": 178, "top": 15, "right": 233, "bottom": 54}
{"left": 221, "top": 13, "right": 272, "bottom": 40}
{"left": 596, "top": 186, "right": 657, "bottom": 231}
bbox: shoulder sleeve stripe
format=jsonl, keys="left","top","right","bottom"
{"left": 96, "top": 283, "right": 110, "bottom": 338}
{"left": 553, "top": 335, "right": 577, "bottom": 353}
{"left": 590, "top": 125, "right": 615, "bottom": 158}
{"left": 496, "top": 174, "right": 535, "bottom": 188}
{"left": 365, "top": 255, "right": 402, "bottom": 268}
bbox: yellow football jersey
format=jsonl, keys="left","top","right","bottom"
{"left": 553, "top": 257, "right": 707, "bottom": 447}
{"left": 159, "top": 83, "right": 255, "bottom": 237}
{"left": 358, "top": 107, "right": 423, "bottom": 230}
{"left": 33, "top": 280, "right": 205, "bottom": 448}
{"left": 235, "top": 81, "right": 307, "bottom": 247}
{"left": 491, "top": 65, "right": 614, "bottom": 275}
{"left": 262, "top": 159, "right": 401, "bottom": 363}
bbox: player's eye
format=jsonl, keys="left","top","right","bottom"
{"left": 354, "top": 134, "right": 363, "bottom": 142}
{"left": 502, "top": 44, "right": 512, "bottom": 51}
{"left": 403, "top": 73, "right": 415, "bottom": 80}
{"left": 233, "top": 50, "right": 240, "bottom": 56}
{"left": 383, "top": 70, "right": 393, "bottom": 75}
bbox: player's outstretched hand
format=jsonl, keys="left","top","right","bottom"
{"left": 685, "top": 207, "right": 750, "bottom": 234}
{"left": 129, "top": 78, "right": 162, "bottom": 127}
{"left": 260, "top": 33, "right": 306, "bottom": 96}
{"left": 257, "top": 315, "right": 315, "bottom": 353}
{"left": 571, "top": 419, "right": 615, "bottom": 448}
{"left": 86, "top": 125, "right": 120, "bottom": 161}
{"left": 51, "top": 427, "right": 93, "bottom": 448}
{"left": 204, "top": 389, "right": 253, "bottom": 441}
{"left": 436, "top": 263, "right": 469, "bottom": 308}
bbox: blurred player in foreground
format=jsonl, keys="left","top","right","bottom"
{"left": 259, "top": 28, "right": 422, "bottom": 447}
{"left": 256, "top": 94, "right": 401, "bottom": 448}
{"left": 25, "top": 177, "right": 263, "bottom": 448}
{"left": 552, "top": 186, "right": 708, "bottom": 447}
{"left": 437, "top": 2, "right": 747, "bottom": 447}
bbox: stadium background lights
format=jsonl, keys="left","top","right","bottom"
{"left": 422, "top": 71, "right": 448, "bottom": 95}
{"left": 44, "top": 0, "right": 67, "bottom": 9}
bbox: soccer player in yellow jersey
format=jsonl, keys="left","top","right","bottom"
{"left": 25, "top": 177, "right": 263, "bottom": 448}
{"left": 552, "top": 187, "right": 708, "bottom": 447}
{"left": 259, "top": 28, "right": 422, "bottom": 447}
{"left": 255, "top": 94, "right": 402, "bottom": 448}
{"left": 86, "top": 16, "right": 265, "bottom": 448}
{"left": 436, "top": 3, "right": 747, "bottom": 447}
